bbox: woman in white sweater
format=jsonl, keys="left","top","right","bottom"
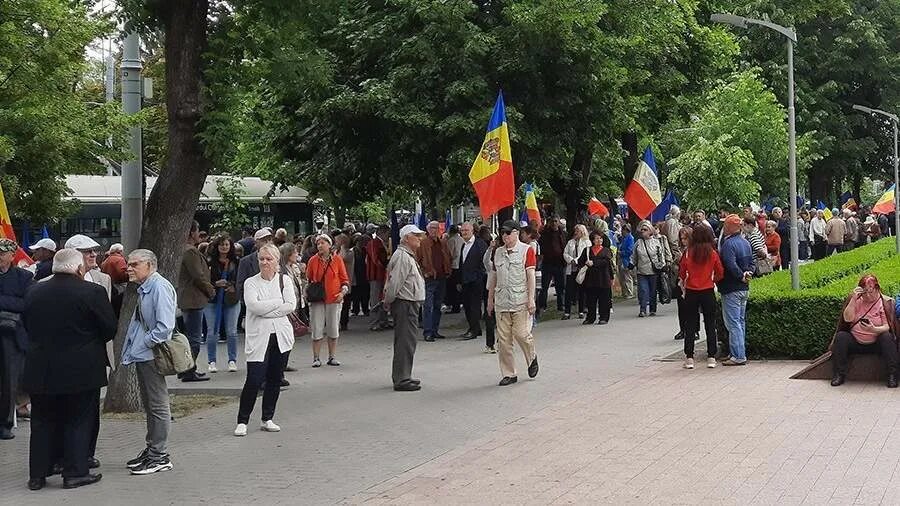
{"left": 562, "top": 224, "right": 591, "bottom": 319}
{"left": 234, "top": 244, "right": 297, "bottom": 436}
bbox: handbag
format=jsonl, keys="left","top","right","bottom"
{"left": 136, "top": 297, "right": 194, "bottom": 376}
{"left": 575, "top": 265, "right": 588, "bottom": 285}
{"left": 642, "top": 239, "right": 665, "bottom": 274}
{"left": 279, "top": 273, "right": 309, "bottom": 337}
{"left": 754, "top": 256, "right": 773, "bottom": 277}
{"left": 306, "top": 257, "right": 331, "bottom": 303}
{"left": 0, "top": 310, "right": 20, "bottom": 333}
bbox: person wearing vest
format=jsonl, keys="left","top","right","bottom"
{"left": 487, "top": 220, "right": 539, "bottom": 386}
{"left": 829, "top": 274, "right": 899, "bottom": 388}
{"left": 384, "top": 225, "right": 426, "bottom": 391}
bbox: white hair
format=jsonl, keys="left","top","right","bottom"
{"left": 52, "top": 248, "right": 84, "bottom": 274}
{"left": 109, "top": 243, "right": 124, "bottom": 254}
{"left": 128, "top": 249, "right": 158, "bottom": 270}
{"left": 258, "top": 243, "right": 281, "bottom": 261}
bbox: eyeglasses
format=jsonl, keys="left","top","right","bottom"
{"left": 127, "top": 261, "right": 147, "bottom": 268}
{"left": 501, "top": 229, "right": 516, "bottom": 235}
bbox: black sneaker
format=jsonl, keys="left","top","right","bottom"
{"left": 126, "top": 447, "right": 150, "bottom": 469}
{"left": 129, "top": 455, "right": 173, "bottom": 475}
{"left": 528, "top": 356, "right": 539, "bottom": 378}
{"left": 498, "top": 376, "right": 518, "bottom": 386}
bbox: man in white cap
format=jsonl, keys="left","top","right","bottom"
{"left": 236, "top": 227, "right": 273, "bottom": 302}
{"left": 28, "top": 238, "right": 56, "bottom": 281}
{"left": 64, "top": 235, "right": 112, "bottom": 300}
{"left": 61, "top": 234, "right": 113, "bottom": 468}
{"left": 384, "top": 224, "right": 426, "bottom": 391}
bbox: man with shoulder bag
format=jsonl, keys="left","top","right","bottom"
{"left": 120, "top": 249, "right": 178, "bottom": 476}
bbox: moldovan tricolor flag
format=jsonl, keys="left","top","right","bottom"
{"left": 0, "top": 182, "right": 33, "bottom": 266}
{"left": 873, "top": 184, "right": 895, "bottom": 215}
{"left": 469, "top": 92, "right": 515, "bottom": 220}
{"left": 524, "top": 183, "right": 542, "bottom": 227}
{"left": 624, "top": 146, "right": 663, "bottom": 220}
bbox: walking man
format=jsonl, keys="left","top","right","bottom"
{"left": 537, "top": 216, "right": 566, "bottom": 314}
{"left": 458, "top": 222, "right": 488, "bottom": 340}
{"left": 177, "top": 221, "right": 215, "bottom": 382}
{"left": 384, "top": 225, "right": 426, "bottom": 391}
{"left": 121, "top": 249, "right": 176, "bottom": 475}
{"left": 416, "top": 221, "right": 451, "bottom": 341}
{"left": 718, "top": 215, "right": 754, "bottom": 366}
{"left": 487, "top": 220, "right": 539, "bottom": 386}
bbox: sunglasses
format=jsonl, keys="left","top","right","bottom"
{"left": 501, "top": 229, "right": 516, "bottom": 235}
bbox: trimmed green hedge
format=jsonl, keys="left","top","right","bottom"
{"left": 744, "top": 239, "right": 900, "bottom": 359}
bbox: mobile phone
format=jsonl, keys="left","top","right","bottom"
{"left": 859, "top": 318, "right": 871, "bottom": 325}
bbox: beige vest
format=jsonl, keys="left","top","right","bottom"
{"left": 493, "top": 241, "right": 531, "bottom": 312}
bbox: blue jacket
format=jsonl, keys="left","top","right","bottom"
{"left": 0, "top": 266, "right": 34, "bottom": 351}
{"left": 122, "top": 272, "right": 177, "bottom": 365}
{"left": 618, "top": 233, "right": 635, "bottom": 267}
{"left": 718, "top": 233, "right": 753, "bottom": 294}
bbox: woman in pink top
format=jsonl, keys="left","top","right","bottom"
{"left": 830, "top": 274, "right": 899, "bottom": 388}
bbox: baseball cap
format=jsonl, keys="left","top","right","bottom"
{"left": 64, "top": 234, "right": 100, "bottom": 251}
{"left": 29, "top": 238, "right": 57, "bottom": 252}
{"left": 0, "top": 239, "right": 17, "bottom": 253}
{"left": 254, "top": 228, "right": 273, "bottom": 241}
{"left": 399, "top": 224, "right": 425, "bottom": 237}
{"left": 500, "top": 220, "right": 520, "bottom": 233}
{"left": 724, "top": 214, "right": 742, "bottom": 227}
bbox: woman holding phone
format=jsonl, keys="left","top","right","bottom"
{"left": 829, "top": 274, "right": 899, "bottom": 388}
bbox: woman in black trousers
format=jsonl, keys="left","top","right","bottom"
{"left": 674, "top": 226, "right": 699, "bottom": 341}
{"left": 577, "top": 231, "right": 615, "bottom": 325}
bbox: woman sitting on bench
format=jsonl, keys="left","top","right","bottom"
{"left": 831, "top": 274, "right": 899, "bottom": 388}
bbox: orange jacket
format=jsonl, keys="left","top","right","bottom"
{"left": 416, "top": 236, "right": 452, "bottom": 279}
{"left": 306, "top": 253, "right": 350, "bottom": 304}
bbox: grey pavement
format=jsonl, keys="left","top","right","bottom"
{"left": 8, "top": 296, "right": 876, "bottom": 505}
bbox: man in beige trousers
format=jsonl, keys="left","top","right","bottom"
{"left": 487, "top": 220, "right": 539, "bottom": 386}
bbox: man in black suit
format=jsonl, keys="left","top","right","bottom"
{"left": 458, "top": 222, "right": 488, "bottom": 340}
{"left": 22, "top": 248, "right": 118, "bottom": 491}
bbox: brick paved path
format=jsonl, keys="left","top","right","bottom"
{"left": 2, "top": 301, "right": 893, "bottom": 504}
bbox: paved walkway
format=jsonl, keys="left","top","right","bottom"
{"left": 2, "top": 299, "right": 894, "bottom": 504}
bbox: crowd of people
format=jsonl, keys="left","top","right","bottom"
{"left": 1, "top": 197, "right": 894, "bottom": 491}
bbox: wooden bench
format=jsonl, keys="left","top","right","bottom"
{"left": 791, "top": 351, "right": 888, "bottom": 382}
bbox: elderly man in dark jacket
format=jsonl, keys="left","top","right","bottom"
{"left": 23, "top": 248, "right": 117, "bottom": 490}
{"left": 0, "top": 238, "right": 34, "bottom": 441}
{"left": 457, "top": 222, "right": 488, "bottom": 340}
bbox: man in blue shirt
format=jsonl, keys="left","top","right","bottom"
{"left": 617, "top": 223, "right": 635, "bottom": 299}
{"left": 121, "top": 249, "right": 176, "bottom": 476}
{"left": 717, "top": 215, "right": 754, "bottom": 366}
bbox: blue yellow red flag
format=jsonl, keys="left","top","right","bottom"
{"left": 0, "top": 182, "right": 33, "bottom": 266}
{"left": 873, "top": 185, "right": 895, "bottom": 215}
{"left": 624, "top": 146, "right": 663, "bottom": 219}
{"left": 469, "top": 92, "right": 516, "bottom": 220}
{"left": 524, "top": 183, "right": 542, "bottom": 227}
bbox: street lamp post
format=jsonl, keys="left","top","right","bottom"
{"left": 852, "top": 104, "right": 900, "bottom": 253}
{"left": 711, "top": 13, "right": 800, "bottom": 290}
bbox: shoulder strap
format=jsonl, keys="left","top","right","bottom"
{"left": 134, "top": 294, "right": 150, "bottom": 333}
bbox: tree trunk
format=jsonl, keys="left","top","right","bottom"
{"left": 621, "top": 131, "right": 639, "bottom": 229}
{"left": 105, "top": 0, "right": 210, "bottom": 413}
{"left": 808, "top": 166, "right": 831, "bottom": 206}
{"left": 852, "top": 174, "right": 862, "bottom": 203}
{"left": 334, "top": 206, "right": 346, "bottom": 228}
{"left": 563, "top": 146, "right": 593, "bottom": 231}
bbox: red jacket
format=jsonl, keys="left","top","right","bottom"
{"left": 306, "top": 253, "right": 350, "bottom": 304}
{"left": 365, "top": 237, "right": 388, "bottom": 283}
{"left": 679, "top": 249, "right": 724, "bottom": 292}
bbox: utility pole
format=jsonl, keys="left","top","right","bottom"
{"left": 121, "top": 32, "right": 143, "bottom": 252}
{"left": 105, "top": 55, "right": 115, "bottom": 176}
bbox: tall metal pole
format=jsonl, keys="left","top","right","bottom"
{"left": 105, "top": 55, "right": 115, "bottom": 176}
{"left": 787, "top": 39, "right": 800, "bottom": 290}
{"left": 121, "top": 32, "right": 143, "bottom": 253}
{"left": 894, "top": 119, "right": 899, "bottom": 252}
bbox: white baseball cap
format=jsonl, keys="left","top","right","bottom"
{"left": 254, "top": 227, "right": 273, "bottom": 241}
{"left": 64, "top": 234, "right": 100, "bottom": 251}
{"left": 400, "top": 224, "right": 425, "bottom": 237}
{"left": 29, "top": 238, "right": 57, "bottom": 252}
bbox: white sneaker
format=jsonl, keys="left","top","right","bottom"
{"left": 261, "top": 420, "right": 281, "bottom": 432}
{"left": 683, "top": 358, "right": 694, "bottom": 369}
{"left": 208, "top": 362, "right": 217, "bottom": 373}
{"left": 228, "top": 361, "right": 237, "bottom": 372}
{"left": 234, "top": 423, "right": 247, "bottom": 437}
{"left": 707, "top": 358, "right": 717, "bottom": 369}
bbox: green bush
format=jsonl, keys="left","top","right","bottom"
{"left": 744, "top": 243, "right": 900, "bottom": 359}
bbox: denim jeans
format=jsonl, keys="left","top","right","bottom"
{"left": 722, "top": 290, "right": 749, "bottom": 362}
{"left": 181, "top": 308, "right": 204, "bottom": 375}
{"left": 538, "top": 264, "right": 566, "bottom": 312}
{"left": 637, "top": 274, "right": 658, "bottom": 314}
{"left": 203, "top": 302, "right": 240, "bottom": 363}
{"left": 422, "top": 278, "right": 446, "bottom": 337}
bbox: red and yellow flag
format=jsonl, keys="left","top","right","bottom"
{"left": 469, "top": 92, "right": 515, "bottom": 220}
{"left": 524, "top": 183, "right": 542, "bottom": 227}
{"left": 0, "top": 183, "right": 33, "bottom": 266}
